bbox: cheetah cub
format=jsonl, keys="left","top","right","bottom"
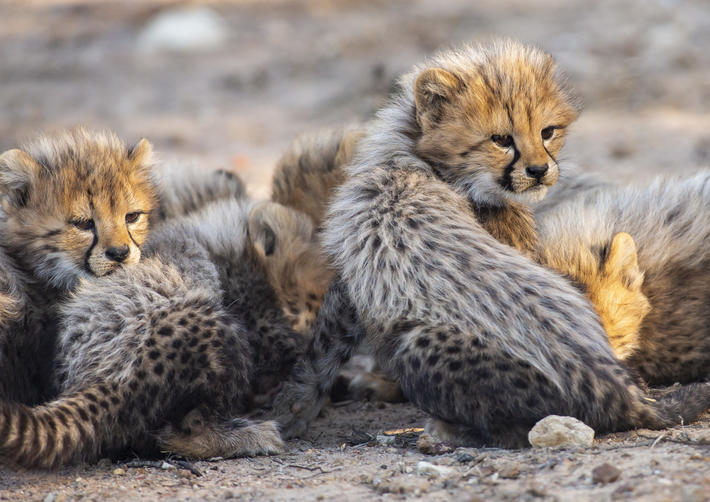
{"left": 272, "top": 40, "right": 710, "bottom": 447}
{"left": 535, "top": 170, "right": 710, "bottom": 384}
{"left": 0, "top": 195, "right": 325, "bottom": 468}
{"left": 0, "top": 128, "right": 156, "bottom": 405}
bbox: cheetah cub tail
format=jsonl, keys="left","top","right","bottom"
{"left": 0, "top": 386, "right": 109, "bottom": 468}
{"left": 0, "top": 388, "right": 284, "bottom": 469}
{"left": 644, "top": 382, "right": 710, "bottom": 429}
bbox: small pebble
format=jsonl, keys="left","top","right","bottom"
{"left": 416, "top": 461, "right": 457, "bottom": 479}
{"left": 456, "top": 453, "right": 475, "bottom": 463}
{"left": 96, "top": 458, "right": 112, "bottom": 469}
{"left": 528, "top": 415, "right": 594, "bottom": 448}
{"left": 592, "top": 463, "right": 621, "bottom": 484}
{"left": 416, "top": 433, "right": 453, "bottom": 455}
{"left": 112, "top": 468, "right": 126, "bottom": 476}
{"left": 43, "top": 493, "right": 56, "bottom": 502}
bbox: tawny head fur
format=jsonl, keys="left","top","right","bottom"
{"left": 248, "top": 201, "right": 334, "bottom": 334}
{"left": 0, "top": 128, "right": 157, "bottom": 290}
{"left": 412, "top": 40, "right": 579, "bottom": 205}
{"left": 540, "top": 231, "right": 651, "bottom": 360}
{"left": 587, "top": 232, "right": 651, "bottom": 359}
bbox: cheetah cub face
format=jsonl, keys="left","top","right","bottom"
{"left": 413, "top": 44, "right": 579, "bottom": 205}
{"left": 248, "top": 201, "right": 334, "bottom": 334}
{"left": 0, "top": 128, "right": 157, "bottom": 290}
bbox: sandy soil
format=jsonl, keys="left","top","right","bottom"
{"left": 0, "top": 0, "right": 709, "bottom": 500}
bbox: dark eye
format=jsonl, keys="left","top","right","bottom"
{"left": 491, "top": 134, "right": 514, "bottom": 148}
{"left": 541, "top": 126, "right": 556, "bottom": 140}
{"left": 125, "top": 212, "right": 142, "bottom": 224}
{"left": 71, "top": 219, "right": 94, "bottom": 231}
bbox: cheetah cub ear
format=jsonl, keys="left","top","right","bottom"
{"left": 249, "top": 203, "right": 279, "bottom": 257}
{"left": 0, "top": 148, "right": 42, "bottom": 209}
{"left": 127, "top": 138, "right": 154, "bottom": 168}
{"left": 604, "top": 232, "right": 644, "bottom": 291}
{"left": 414, "top": 68, "right": 465, "bottom": 127}
{"left": 248, "top": 201, "right": 316, "bottom": 259}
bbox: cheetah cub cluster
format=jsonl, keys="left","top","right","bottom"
{"left": 0, "top": 130, "right": 327, "bottom": 467}
{"left": 270, "top": 40, "right": 710, "bottom": 447}
{"left": 0, "top": 39, "right": 709, "bottom": 468}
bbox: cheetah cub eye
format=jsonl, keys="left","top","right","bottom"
{"left": 125, "top": 212, "right": 143, "bottom": 224}
{"left": 541, "top": 126, "right": 556, "bottom": 140}
{"left": 70, "top": 218, "right": 94, "bottom": 231}
{"left": 491, "top": 134, "right": 514, "bottom": 148}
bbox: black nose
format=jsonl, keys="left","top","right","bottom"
{"left": 526, "top": 164, "right": 549, "bottom": 180}
{"left": 106, "top": 245, "right": 130, "bottom": 263}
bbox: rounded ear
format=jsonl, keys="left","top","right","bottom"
{"left": 248, "top": 202, "right": 279, "bottom": 258}
{"left": 128, "top": 138, "right": 154, "bottom": 166}
{"left": 414, "top": 68, "right": 464, "bottom": 126}
{"left": 604, "top": 232, "right": 644, "bottom": 291}
{"left": 0, "top": 149, "right": 40, "bottom": 208}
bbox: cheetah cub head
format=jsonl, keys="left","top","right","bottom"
{"left": 248, "top": 201, "right": 334, "bottom": 335}
{"left": 0, "top": 128, "right": 157, "bottom": 290}
{"left": 413, "top": 41, "right": 579, "bottom": 205}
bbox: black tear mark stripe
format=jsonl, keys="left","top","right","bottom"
{"left": 83, "top": 231, "right": 98, "bottom": 273}
{"left": 499, "top": 146, "right": 521, "bottom": 191}
{"left": 126, "top": 227, "right": 139, "bottom": 249}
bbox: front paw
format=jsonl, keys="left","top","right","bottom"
{"left": 270, "top": 379, "right": 327, "bottom": 439}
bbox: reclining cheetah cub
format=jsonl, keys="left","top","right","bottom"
{"left": 535, "top": 170, "right": 710, "bottom": 384}
{"left": 271, "top": 40, "right": 710, "bottom": 447}
{"left": 0, "top": 195, "right": 325, "bottom": 468}
{"left": 0, "top": 128, "right": 157, "bottom": 405}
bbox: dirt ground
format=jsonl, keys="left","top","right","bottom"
{"left": 1, "top": 0, "right": 709, "bottom": 500}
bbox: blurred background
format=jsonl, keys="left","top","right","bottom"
{"left": 1, "top": 0, "right": 709, "bottom": 197}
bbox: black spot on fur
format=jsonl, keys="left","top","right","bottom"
{"left": 158, "top": 326, "right": 173, "bottom": 337}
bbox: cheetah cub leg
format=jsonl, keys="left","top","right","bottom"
{"left": 158, "top": 408, "right": 283, "bottom": 459}
{"left": 348, "top": 371, "right": 405, "bottom": 403}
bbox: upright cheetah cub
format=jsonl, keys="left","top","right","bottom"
{"left": 272, "top": 41, "right": 710, "bottom": 447}
{"left": 0, "top": 128, "right": 157, "bottom": 405}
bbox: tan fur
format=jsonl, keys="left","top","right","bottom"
{"left": 540, "top": 231, "right": 651, "bottom": 359}
{"left": 271, "top": 127, "right": 364, "bottom": 228}
{"left": 248, "top": 202, "right": 334, "bottom": 334}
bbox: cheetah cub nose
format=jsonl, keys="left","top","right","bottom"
{"left": 105, "top": 245, "right": 130, "bottom": 262}
{"left": 525, "top": 164, "right": 549, "bottom": 180}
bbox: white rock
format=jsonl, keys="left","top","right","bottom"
{"left": 416, "top": 461, "right": 457, "bottom": 479}
{"left": 138, "top": 6, "right": 228, "bottom": 53}
{"left": 528, "top": 415, "right": 595, "bottom": 448}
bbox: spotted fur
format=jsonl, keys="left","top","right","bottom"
{"left": 0, "top": 198, "right": 315, "bottom": 468}
{"left": 152, "top": 162, "right": 245, "bottom": 222}
{"left": 271, "top": 41, "right": 710, "bottom": 446}
{"left": 0, "top": 128, "right": 157, "bottom": 405}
